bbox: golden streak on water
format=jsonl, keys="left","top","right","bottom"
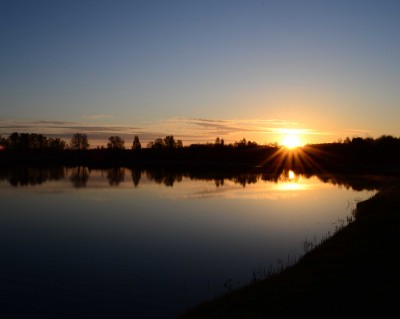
{"left": 277, "top": 170, "right": 303, "bottom": 191}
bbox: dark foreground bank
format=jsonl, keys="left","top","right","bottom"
{"left": 179, "top": 182, "right": 400, "bottom": 318}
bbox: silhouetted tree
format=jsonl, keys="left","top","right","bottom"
{"left": 132, "top": 135, "right": 141, "bottom": 151}
{"left": 215, "top": 137, "right": 225, "bottom": 147}
{"left": 8, "top": 132, "right": 20, "bottom": 149}
{"left": 107, "top": 136, "right": 125, "bottom": 150}
{"left": 146, "top": 141, "right": 154, "bottom": 148}
{"left": 376, "top": 135, "right": 397, "bottom": 147}
{"left": 34, "top": 133, "right": 47, "bottom": 148}
{"left": 247, "top": 140, "right": 258, "bottom": 148}
{"left": 70, "top": 133, "right": 89, "bottom": 150}
{"left": 176, "top": 139, "right": 183, "bottom": 148}
{"left": 146, "top": 135, "right": 184, "bottom": 149}
{"left": 152, "top": 138, "right": 165, "bottom": 149}
{"left": 164, "top": 135, "right": 176, "bottom": 148}
{"left": 234, "top": 138, "right": 247, "bottom": 148}
{"left": 48, "top": 138, "right": 66, "bottom": 150}
{"left": 4, "top": 132, "right": 52, "bottom": 150}
{"left": 21, "top": 133, "right": 30, "bottom": 148}
{"left": 351, "top": 137, "right": 364, "bottom": 145}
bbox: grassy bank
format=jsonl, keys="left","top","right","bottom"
{"left": 179, "top": 182, "right": 400, "bottom": 318}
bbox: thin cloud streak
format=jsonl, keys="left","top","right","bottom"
{"left": 82, "top": 114, "right": 115, "bottom": 120}
{"left": 342, "top": 129, "right": 371, "bottom": 135}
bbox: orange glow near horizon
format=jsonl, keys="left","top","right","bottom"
{"left": 280, "top": 129, "right": 303, "bottom": 149}
{"left": 282, "top": 134, "right": 302, "bottom": 149}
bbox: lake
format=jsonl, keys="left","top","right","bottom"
{"left": 0, "top": 166, "right": 376, "bottom": 318}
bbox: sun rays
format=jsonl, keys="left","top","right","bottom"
{"left": 258, "top": 143, "right": 332, "bottom": 176}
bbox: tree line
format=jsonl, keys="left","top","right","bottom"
{"left": 0, "top": 132, "right": 67, "bottom": 150}
{"left": 0, "top": 132, "right": 266, "bottom": 151}
{"left": 2, "top": 132, "right": 400, "bottom": 152}
{"left": 0, "top": 132, "right": 133, "bottom": 151}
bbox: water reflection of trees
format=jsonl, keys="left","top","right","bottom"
{"left": 142, "top": 169, "right": 282, "bottom": 188}
{"left": 232, "top": 174, "right": 259, "bottom": 187}
{"left": 315, "top": 174, "right": 381, "bottom": 191}
{"left": 0, "top": 166, "right": 295, "bottom": 188}
{"left": 0, "top": 166, "right": 65, "bottom": 186}
{"left": 131, "top": 168, "right": 141, "bottom": 187}
{"left": 132, "top": 168, "right": 391, "bottom": 191}
{"left": 69, "top": 166, "right": 90, "bottom": 188}
{"left": 0, "top": 166, "right": 390, "bottom": 191}
{"left": 145, "top": 168, "right": 183, "bottom": 187}
{"left": 107, "top": 167, "right": 125, "bottom": 186}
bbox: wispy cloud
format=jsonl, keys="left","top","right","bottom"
{"left": 264, "top": 127, "right": 331, "bottom": 136}
{"left": 33, "top": 120, "right": 77, "bottom": 125}
{"left": 342, "top": 128, "right": 371, "bottom": 135}
{"left": 82, "top": 114, "right": 115, "bottom": 120}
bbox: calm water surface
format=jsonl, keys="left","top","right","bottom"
{"left": 0, "top": 167, "right": 375, "bottom": 318}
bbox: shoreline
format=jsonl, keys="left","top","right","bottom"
{"left": 178, "top": 182, "right": 400, "bottom": 318}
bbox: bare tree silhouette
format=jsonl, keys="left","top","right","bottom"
{"left": 70, "top": 133, "right": 89, "bottom": 150}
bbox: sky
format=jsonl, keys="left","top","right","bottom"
{"left": 1, "top": 0, "right": 400, "bottom": 147}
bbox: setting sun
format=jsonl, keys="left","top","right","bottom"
{"left": 282, "top": 134, "right": 301, "bottom": 149}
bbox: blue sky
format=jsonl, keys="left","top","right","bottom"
{"left": 1, "top": 0, "right": 400, "bottom": 146}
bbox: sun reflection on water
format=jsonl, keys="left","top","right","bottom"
{"left": 277, "top": 170, "right": 304, "bottom": 191}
